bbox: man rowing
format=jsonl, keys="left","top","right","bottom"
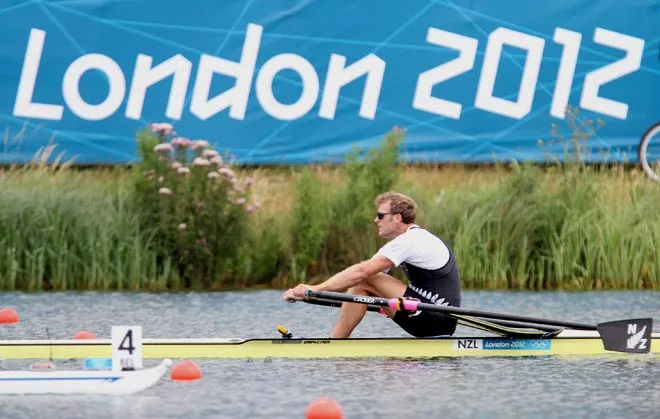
{"left": 282, "top": 191, "right": 462, "bottom": 338}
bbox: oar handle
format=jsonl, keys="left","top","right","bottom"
{"left": 305, "top": 290, "right": 597, "bottom": 330}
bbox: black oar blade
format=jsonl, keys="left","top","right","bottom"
{"left": 597, "top": 318, "right": 653, "bottom": 354}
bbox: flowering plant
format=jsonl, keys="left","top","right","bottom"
{"left": 132, "top": 123, "right": 259, "bottom": 288}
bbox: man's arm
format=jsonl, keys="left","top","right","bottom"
{"left": 315, "top": 256, "right": 395, "bottom": 292}
{"left": 282, "top": 256, "right": 394, "bottom": 300}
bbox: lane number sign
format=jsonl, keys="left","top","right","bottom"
{"left": 111, "top": 325, "right": 143, "bottom": 371}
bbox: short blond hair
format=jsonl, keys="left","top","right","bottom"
{"left": 375, "top": 191, "right": 417, "bottom": 224}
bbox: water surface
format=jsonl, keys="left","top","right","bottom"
{"left": 0, "top": 290, "right": 658, "bottom": 418}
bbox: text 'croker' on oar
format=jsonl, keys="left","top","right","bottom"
{"left": 303, "top": 290, "right": 654, "bottom": 354}
{"left": 303, "top": 295, "right": 383, "bottom": 313}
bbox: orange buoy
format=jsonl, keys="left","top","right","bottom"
{"left": 170, "top": 360, "right": 202, "bottom": 381}
{"left": 73, "top": 330, "right": 96, "bottom": 340}
{"left": 0, "top": 307, "right": 19, "bottom": 324}
{"left": 306, "top": 397, "right": 344, "bottom": 419}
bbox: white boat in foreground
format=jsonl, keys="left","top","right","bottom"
{"left": 0, "top": 358, "right": 171, "bottom": 395}
{"left": 0, "top": 325, "right": 171, "bottom": 395}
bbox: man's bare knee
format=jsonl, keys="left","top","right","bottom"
{"left": 348, "top": 283, "right": 371, "bottom": 295}
{"left": 362, "top": 273, "right": 407, "bottom": 299}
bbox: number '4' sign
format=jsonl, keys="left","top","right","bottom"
{"left": 111, "top": 325, "right": 143, "bottom": 371}
{"left": 118, "top": 330, "right": 135, "bottom": 354}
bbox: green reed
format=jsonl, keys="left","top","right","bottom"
{"left": 415, "top": 162, "right": 660, "bottom": 290}
{"left": 0, "top": 164, "right": 168, "bottom": 291}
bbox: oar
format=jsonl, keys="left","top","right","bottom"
{"left": 469, "top": 317, "right": 562, "bottom": 333}
{"left": 304, "top": 295, "right": 561, "bottom": 338}
{"left": 449, "top": 314, "right": 561, "bottom": 338}
{"left": 304, "top": 295, "right": 561, "bottom": 334}
{"left": 305, "top": 290, "right": 595, "bottom": 329}
{"left": 304, "top": 290, "right": 653, "bottom": 354}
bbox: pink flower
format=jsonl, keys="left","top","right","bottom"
{"left": 171, "top": 137, "right": 191, "bottom": 149}
{"left": 192, "top": 157, "right": 211, "bottom": 167}
{"left": 202, "top": 149, "right": 219, "bottom": 158}
{"left": 236, "top": 198, "right": 246, "bottom": 205}
{"left": 245, "top": 202, "right": 261, "bottom": 213}
{"left": 153, "top": 143, "right": 173, "bottom": 153}
{"left": 218, "top": 167, "right": 235, "bottom": 178}
{"left": 159, "top": 187, "right": 173, "bottom": 195}
{"left": 177, "top": 167, "right": 190, "bottom": 175}
{"left": 191, "top": 140, "right": 209, "bottom": 150}
{"left": 207, "top": 171, "right": 220, "bottom": 179}
{"left": 150, "top": 122, "right": 174, "bottom": 135}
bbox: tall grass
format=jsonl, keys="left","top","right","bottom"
{"left": 288, "top": 128, "right": 403, "bottom": 281}
{"left": 0, "top": 157, "right": 167, "bottom": 291}
{"left": 0, "top": 116, "right": 659, "bottom": 291}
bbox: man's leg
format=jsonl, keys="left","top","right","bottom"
{"left": 330, "top": 273, "right": 406, "bottom": 338}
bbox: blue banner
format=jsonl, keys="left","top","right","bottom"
{"left": 0, "top": 0, "right": 658, "bottom": 164}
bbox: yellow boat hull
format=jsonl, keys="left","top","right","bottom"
{"left": 2, "top": 332, "right": 658, "bottom": 360}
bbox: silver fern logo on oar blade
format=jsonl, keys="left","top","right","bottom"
{"left": 626, "top": 324, "right": 648, "bottom": 350}
{"left": 597, "top": 318, "right": 653, "bottom": 354}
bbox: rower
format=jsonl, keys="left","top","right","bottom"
{"left": 283, "top": 191, "right": 462, "bottom": 339}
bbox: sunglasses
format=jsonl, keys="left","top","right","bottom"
{"left": 376, "top": 212, "right": 395, "bottom": 220}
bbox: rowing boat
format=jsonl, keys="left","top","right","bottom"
{"left": 1, "top": 330, "right": 658, "bottom": 360}
{"left": 0, "top": 325, "right": 171, "bottom": 395}
{"left": 1, "top": 291, "right": 654, "bottom": 361}
{"left": 0, "top": 359, "right": 171, "bottom": 395}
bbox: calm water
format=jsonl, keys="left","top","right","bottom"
{"left": 0, "top": 290, "right": 659, "bottom": 419}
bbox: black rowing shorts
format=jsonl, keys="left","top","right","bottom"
{"left": 391, "top": 287, "right": 457, "bottom": 338}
